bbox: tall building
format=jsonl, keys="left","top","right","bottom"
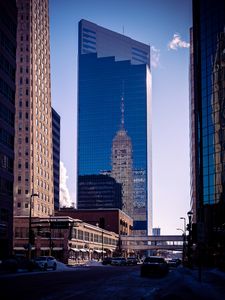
{"left": 52, "top": 107, "right": 60, "bottom": 211}
{"left": 14, "top": 0, "right": 54, "bottom": 218}
{"left": 0, "top": 0, "right": 17, "bottom": 259}
{"left": 191, "top": 0, "right": 225, "bottom": 263}
{"left": 77, "top": 19, "right": 152, "bottom": 235}
{"left": 78, "top": 174, "right": 122, "bottom": 209}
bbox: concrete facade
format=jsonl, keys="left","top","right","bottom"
{"left": 14, "top": 0, "right": 54, "bottom": 217}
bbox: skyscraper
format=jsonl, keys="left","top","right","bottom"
{"left": 77, "top": 19, "right": 152, "bottom": 235}
{"left": 191, "top": 0, "right": 225, "bottom": 263}
{"left": 52, "top": 107, "right": 60, "bottom": 211}
{"left": 14, "top": 0, "right": 54, "bottom": 218}
{"left": 0, "top": 0, "right": 17, "bottom": 259}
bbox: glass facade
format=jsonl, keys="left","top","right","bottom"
{"left": 192, "top": 0, "right": 225, "bottom": 208}
{"left": 192, "top": 0, "right": 225, "bottom": 261}
{"left": 77, "top": 20, "right": 152, "bottom": 234}
{"left": 52, "top": 108, "right": 60, "bottom": 210}
{"left": 0, "top": 0, "right": 16, "bottom": 259}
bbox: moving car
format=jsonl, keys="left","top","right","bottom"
{"left": 111, "top": 257, "right": 127, "bottom": 266}
{"left": 140, "top": 256, "right": 169, "bottom": 277}
{"left": 34, "top": 256, "right": 57, "bottom": 271}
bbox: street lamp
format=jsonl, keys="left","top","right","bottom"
{"left": 28, "top": 193, "right": 39, "bottom": 259}
{"left": 177, "top": 228, "right": 185, "bottom": 264}
{"left": 180, "top": 217, "right": 186, "bottom": 234}
{"left": 187, "top": 211, "right": 193, "bottom": 267}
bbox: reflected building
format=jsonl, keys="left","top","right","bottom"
{"left": 111, "top": 94, "right": 134, "bottom": 218}
{"left": 191, "top": 0, "right": 225, "bottom": 262}
{"left": 77, "top": 19, "right": 152, "bottom": 235}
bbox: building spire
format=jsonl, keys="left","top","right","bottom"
{"left": 120, "top": 81, "right": 125, "bottom": 130}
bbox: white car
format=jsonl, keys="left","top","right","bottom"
{"left": 34, "top": 256, "right": 57, "bottom": 271}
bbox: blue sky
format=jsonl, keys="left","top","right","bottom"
{"left": 49, "top": 0, "right": 192, "bottom": 235}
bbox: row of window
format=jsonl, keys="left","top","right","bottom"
{"left": 0, "top": 153, "right": 13, "bottom": 173}
{"left": 16, "top": 202, "right": 52, "bottom": 215}
{"left": 72, "top": 228, "right": 117, "bottom": 246}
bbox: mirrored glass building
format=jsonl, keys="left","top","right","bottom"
{"left": 77, "top": 19, "right": 152, "bottom": 235}
{"left": 191, "top": 0, "right": 225, "bottom": 263}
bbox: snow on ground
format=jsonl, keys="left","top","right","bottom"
{"left": 83, "top": 260, "right": 106, "bottom": 267}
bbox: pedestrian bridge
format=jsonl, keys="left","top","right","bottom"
{"left": 120, "top": 235, "right": 183, "bottom": 251}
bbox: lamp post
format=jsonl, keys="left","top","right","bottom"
{"left": 102, "top": 230, "right": 104, "bottom": 261}
{"left": 177, "top": 228, "right": 185, "bottom": 264}
{"left": 28, "top": 193, "right": 39, "bottom": 260}
{"left": 187, "top": 211, "right": 193, "bottom": 267}
{"left": 180, "top": 217, "right": 187, "bottom": 264}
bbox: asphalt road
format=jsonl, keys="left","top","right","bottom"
{"left": 1, "top": 265, "right": 225, "bottom": 300}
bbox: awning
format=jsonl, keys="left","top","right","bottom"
{"left": 70, "top": 248, "right": 79, "bottom": 252}
{"left": 79, "top": 248, "right": 87, "bottom": 252}
{"left": 94, "top": 249, "right": 101, "bottom": 253}
{"left": 14, "top": 246, "right": 35, "bottom": 250}
{"left": 40, "top": 247, "right": 50, "bottom": 250}
{"left": 53, "top": 247, "right": 63, "bottom": 250}
{"left": 14, "top": 247, "right": 25, "bottom": 250}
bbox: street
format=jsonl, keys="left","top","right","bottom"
{"left": 1, "top": 263, "right": 225, "bottom": 300}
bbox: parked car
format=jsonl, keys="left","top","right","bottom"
{"left": 126, "top": 257, "right": 138, "bottom": 265}
{"left": 34, "top": 256, "right": 57, "bottom": 271}
{"left": 140, "top": 256, "right": 169, "bottom": 277}
{"left": 167, "top": 258, "right": 181, "bottom": 268}
{"left": 111, "top": 257, "right": 127, "bottom": 266}
{"left": 102, "top": 257, "right": 112, "bottom": 265}
{"left": 0, "top": 255, "right": 36, "bottom": 273}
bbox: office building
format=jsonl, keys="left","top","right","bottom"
{"left": 52, "top": 107, "right": 60, "bottom": 211}
{"left": 14, "top": 0, "right": 54, "bottom": 218}
{"left": 78, "top": 174, "right": 122, "bottom": 210}
{"left": 56, "top": 207, "right": 133, "bottom": 236}
{"left": 77, "top": 19, "right": 152, "bottom": 235}
{"left": 0, "top": 0, "right": 17, "bottom": 259}
{"left": 191, "top": 0, "right": 225, "bottom": 264}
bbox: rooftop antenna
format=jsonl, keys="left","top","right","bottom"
{"left": 120, "top": 80, "right": 125, "bottom": 130}
{"left": 122, "top": 25, "right": 125, "bottom": 35}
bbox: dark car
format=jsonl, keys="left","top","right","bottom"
{"left": 126, "top": 257, "right": 138, "bottom": 265}
{"left": 167, "top": 258, "right": 181, "bottom": 268}
{"left": 140, "top": 256, "right": 169, "bottom": 277}
{"left": 102, "top": 257, "right": 112, "bottom": 265}
{"left": 111, "top": 257, "right": 127, "bottom": 266}
{"left": 0, "top": 255, "right": 36, "bottom": 273}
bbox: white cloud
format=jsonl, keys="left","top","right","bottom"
{"left": 59, "top": 161, "right": 74, "bottom": 208}
{"left": 168, "top": 33, "right": 190, "bottom": 50}
{"left": 151, "top": 46, "right": 160, "bottom": 68}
